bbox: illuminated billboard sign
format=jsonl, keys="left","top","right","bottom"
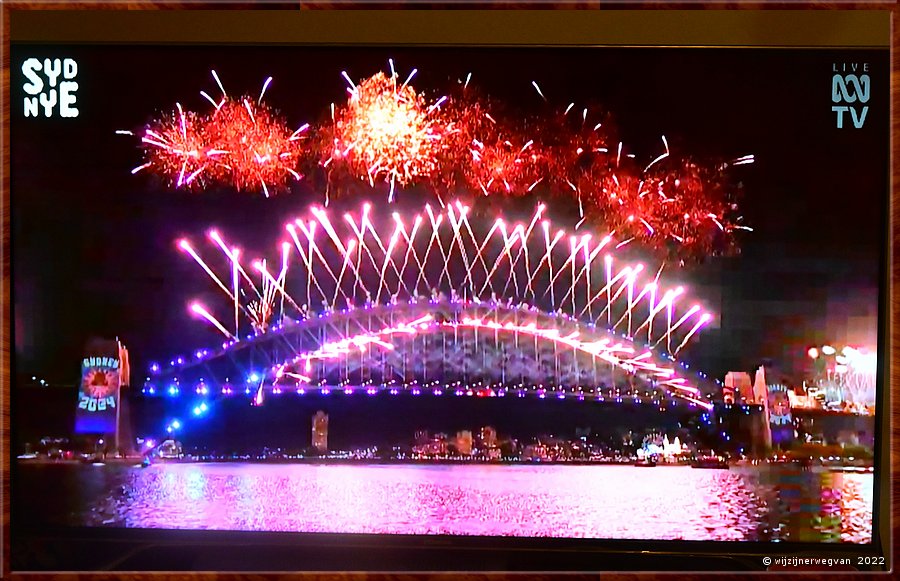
{"left": 766, "top": 383, "right": 795, "bottom": 447}
{"left": 75, "top": 346, "right": 121, "bottom": 434}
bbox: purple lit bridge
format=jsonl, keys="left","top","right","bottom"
{"left": 144, "top": 202, "right": 722, "bottom": 419}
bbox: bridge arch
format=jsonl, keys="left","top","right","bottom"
{"left": 145, "top": 202, "right": 721, "bottom": 418}
{"left": 147, "top": 299, "right": 715, "bottom": 410}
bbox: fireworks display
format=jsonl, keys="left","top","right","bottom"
{"left": 178, "top": 202, "right": 712, "bottom": 356}
{"left": 264, "top": 311, "right": 713, "bottom": 410}
{"left": 156, "top": 202, "right": 720, "bottom": 409}
{"left": 807, "top": 345, "right": 877, "bottom": 410}
{"left": 203, "top": 97, "right": 306, "bottom": 196}
{"left": 324, "top": 68, "right": 444, "bottom": 199}
{"left": 119, "top": 72, "right": 308, "bottom": 197}
{"left": 122, "top": 63, "right": 754, "bottom": 261}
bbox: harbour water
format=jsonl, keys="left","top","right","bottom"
{"left": 15, "top": 462, "right": 873, "bottom": 543}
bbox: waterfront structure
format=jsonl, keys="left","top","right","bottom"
{"left": 523, "top": 443, "right": 549, "bottom": 461}
{"left": 146, "top": 300, "right": 721, "bottom": 416}
{"left": 479, "top": 426, "right": 498, "bottom": 449}
{"left": 725, "top": 371, "right": 753, "bottom": 404}
{"left": 157, "top": 439, "right": 183, "bottom": 459}
{"left": 312, "top": 411, "right": 328, "bottom": 452}
{"left": 455, "top": 431, "right": 473, "bottom": 455}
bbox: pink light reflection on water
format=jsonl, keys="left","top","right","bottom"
{"left": 101, "top": 464, "right": 737, "bottom": 538}
{"left": 90, "top": 463, "right": 872, "bottom": 542}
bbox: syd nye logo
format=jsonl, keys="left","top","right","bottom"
{"left": 21, "top": 57, "right": 79, "bottom": 118}
{"left": 831, "top": 62, "right": 869, "bottom": 129}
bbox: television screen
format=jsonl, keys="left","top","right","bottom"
{"left": 9, "top": 9, "right": 890, "bottom": 572}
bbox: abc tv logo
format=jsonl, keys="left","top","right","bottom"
{"left": 831, "top": 70, "right": 869, "bottom": 129}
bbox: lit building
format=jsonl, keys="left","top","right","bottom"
{"left": 427, "top": 433, "right": 449, "bottom": 456}
{"left": 455, "top": 430, "right": 473, "bottom": 455}
{"left": 415, "top": 433, "right": 450, "bottom": 457}
{"left": 752, "top": 367, "right": 768, "bottom": 407}
{"left": 479, "top": 426, "right": 498, "bottom": 448}
{"left": 311, "top": 411, "right": 328, "bottom": 452}
{"left": 725, "top": 371, "right": 753, "bottom": 404}
{"left": 788, "top": 387, "right": 819, "bottom": 410}
{"left": 523, "top": 443, "right": 548, "bottom": 461}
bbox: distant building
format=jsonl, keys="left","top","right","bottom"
{"left": 725, "top": 372, "right": 753, "bottom": 404}
{"left": 479, "top": 426, "right": 498, "bottom": 448}
{"left": 722, "top": 384, "right": 735, "bottom": 405}
{"left": 414, "top": 433, "right": 449, "bottom": 457}
{"left": 523, "top": 443, "right": 548, "bottom": 461}
{"left": 426, "top": 433, "right": 449, "bottom": 456}
{"left": 312, "top": 411, "right": 328, "bottom": 452}
{"left": 157, "top": 439, "right": 183, "bottom": 459}
{"left": 434, "top": 432, "right": 449, "bottom": 451}
{"left": 455, "top": 430, "right": 473, "bottom": 456}
{"left": 414, "top": 430, "right": 429, "bottom": 446}
{"left": 752, "top": 368, "right": 769, "bottom": 407}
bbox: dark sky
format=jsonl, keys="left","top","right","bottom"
{"left": 12, "top": 45, "right": 888, "bottom": 390}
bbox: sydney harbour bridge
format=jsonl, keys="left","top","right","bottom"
{"left": 142, "top": 201, "right": 724, "bottom": 434}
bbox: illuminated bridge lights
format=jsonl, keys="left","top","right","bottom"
{"left": 149, "top": 298, "right": 720, "bottom": 430}
{"left": 146, "top": 383, "right": 713, "bottom": 404}
{"left": 172, "top": 299, "right": 721, "bottom": 384}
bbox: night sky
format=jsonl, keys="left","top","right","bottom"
{"left": 11, "top": 46, "right": 888, "bottom": 432}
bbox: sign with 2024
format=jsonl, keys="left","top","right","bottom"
{"left": 75, "top": 356, "right": 119, "bottom": 434}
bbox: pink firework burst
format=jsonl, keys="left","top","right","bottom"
{"left": 136, "top": 104, "right": 212, "bottom": 188}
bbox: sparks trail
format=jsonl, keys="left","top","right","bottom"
{"left": 807, "top": 345, "right": 876, "bottom": 411}
{"left": 179, "top": 202, "right": 712, "bottom": 362}
{"left": 169, "top": 201, "right": 721, "bottom": 410}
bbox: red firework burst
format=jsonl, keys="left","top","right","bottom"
{"left": 580, "top": 154, "right": 746, "bottom": 260}
{"left": 123, "top": 66, "right": 753, "bottom": 262}
{"left": 204, "top": 97, "right": 306, "bottom": 197}
{"left": 545, "top": 103, "right": 615, "bottom": 180}
{"left": 465, "top": 134, "right": 545, "bottom": 197}
{"left": 435, "top": 84, "right": 546, "bottom": 199}
{"left": 325, "top": 70, "right": 445, "bottom": 197}
{"left": 128, "top": 72, "right": 307, "bottom": 196}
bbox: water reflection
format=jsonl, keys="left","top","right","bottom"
{"left": 26, "top": 463, "right": 872, "bottom": 542}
